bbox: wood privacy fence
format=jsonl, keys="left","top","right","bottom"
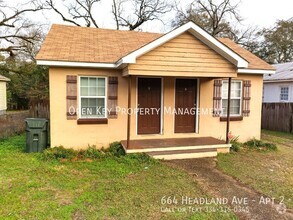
{"left": 262, "top": 103, "right": 293, "bottom": 133}
{"left": 29, "top": 100, "right": 50, "bottom": 119}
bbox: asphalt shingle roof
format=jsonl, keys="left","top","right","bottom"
{"left": 36, "top": 24, "right": 274, "bottom": 71}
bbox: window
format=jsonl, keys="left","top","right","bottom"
{"left": 221, "top": 80, "right": 242, "bottom": 116}
{"left": 280, "top": 87, "right": 289, "bottom": 102}
{"left": 79, "top": 76, "right": 107, "bottom": 118}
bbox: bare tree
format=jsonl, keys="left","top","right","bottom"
{"left": 173, "top": 0, "right": 258, "bottom": 46}
{"left": 44, "top": 0, "right": 172, "bottom": 31}
{"left": 173, "top": 0, "right": 242, "bottom": 35}
{"left": 112, "top": 0, "right": 172, "bottom": 30}
{"left": 0, "top": 0, "right": 45, "bottom": 59}
{"left": 45, "top": 0, "right": 101, "bottom": 27}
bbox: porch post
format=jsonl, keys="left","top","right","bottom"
{"left": 126, "top": 75, "right": 132, "bottom": 148}
{"left": 226, "top": 77, "right": 232, "bottom": 144}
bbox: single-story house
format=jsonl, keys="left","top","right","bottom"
{"left": 263, "top": 62, "right": 293, "bottom": 103}
{"left": 36, "top": 22, "right": 275, "bottom": 159}
{"left": 0, "top": 74, "right": 10, "bottom": 115}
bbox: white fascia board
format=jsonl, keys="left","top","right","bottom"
{"left": 37, "top": 60, "right": 117, "bottom": 68}
{"left": 121, "top": 22, "right": 248, "bottom": 68}
{"left": 238, "top": 69, "right": 276, "bottom": 74}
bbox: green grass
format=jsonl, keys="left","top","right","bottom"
{"left": 261, "top": 129, "right": 293, "bottom": 146}
{"left": 217, "top": 130, "right": 293, "bottom": 209}
{"left": 0, "top": 135, "right": 236, "bottom": 219}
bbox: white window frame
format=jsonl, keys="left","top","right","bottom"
{"left": 280, "top": 86, "right": 289, "bottom": 102}
{"left": 221, "top": 80, "right": 243, "bottom": 117}
{"left": 78, "top": 76, "right": 107, "bottom": 119}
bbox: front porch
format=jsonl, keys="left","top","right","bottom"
{"left": 121, "top": 137, "right": 231, "bottom": 160}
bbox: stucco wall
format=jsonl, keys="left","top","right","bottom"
{"left": 198, "top": 74, "right": 263, "bottom": 142}
{"left": 49, "top": 68, "right": 129, "bottom": 149}
{"left": 263, "top": 82, "right": 293, "bottom": 103}
{"left": 0, "top": 81, "right": 7, "bottom": 113}
{"left": 130, "top": 74, "right": 262, "bottom": 142}
{"left": 49, "top": 67, "right": 262, "bottom": 148}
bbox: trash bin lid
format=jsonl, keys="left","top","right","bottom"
{"left": 25, "top": 118, "right": 48, "bottom": 129}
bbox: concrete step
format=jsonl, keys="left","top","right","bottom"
{"left": 146, "top": 148, "right": 217, "bottom": 160}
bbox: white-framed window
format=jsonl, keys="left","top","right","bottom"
{"left": 79, "top": 76, "right": 107, "bottom": 118}
{"left": 221, "top": 80, "right": 242, "bottom": 116}
{"left": 280, "top": 86, "right": 289, "bottom": 102}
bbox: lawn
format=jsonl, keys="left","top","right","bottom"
{"left": 217, "top": 130, "right": 293, "bottom": 209}
{"left": 0, "top": 135, "right": 236, "bottom": 220}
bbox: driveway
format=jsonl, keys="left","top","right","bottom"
{"left": 165, "top": 158, "right": 293, "bottom": 220}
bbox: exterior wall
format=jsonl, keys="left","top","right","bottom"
{"left": 126, "top": 32, "right": 237, "bottom": 78}
{"left": 130, "top": 74, "right": 263, "bottom": 142}
{"left": 263, "top": 82, "right": 293, "bottom": 103}
{"left": 198, "top": 74, "right": 263, "bottom": 142}
{"left": 50, "top": 66, "right": 262, "bottom": 148}
{"left": 49, "top": 68, "right": 129, "bottom": 149}
{"left": 0, "top": 81, "right": 7, "bottom": 114}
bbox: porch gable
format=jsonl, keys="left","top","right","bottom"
{"left": 124, "top": 32, "right": 237, "bottom": 78}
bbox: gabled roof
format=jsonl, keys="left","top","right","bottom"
{"left": 36, "top": 22, "right": 274, "bottom": 73}
{"left": 120, "top": 22, "right": 248, "bottom": 68}
{"left": 264, "top": 62, "right": 293, "bottom": 82}
{"left": 0, "top": 74, "right": 10, "bottom": 82}
{"left": 218, "top": 38, "right": 275, "bottom": 71}
{"left": 36, "top": 24, "right": 161, "bottom": 64}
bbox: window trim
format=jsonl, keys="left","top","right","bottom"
{"left": 221, "top": 80, "right": 243, "bottom": 117}
{"left": 280, "top": 86, "right": 289, "bottom": 102}
{"left": 78, "top": 76, "right": 108, "bottom": 119}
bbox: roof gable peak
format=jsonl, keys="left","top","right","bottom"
{"left": 119, "top": 21, "right": 248, "bottom": 68}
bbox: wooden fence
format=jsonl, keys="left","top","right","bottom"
{"left": 29, "top": 100, "right": 50, "bottom": 119}
{"left": 262, "top": 103, "right": 293, "bottom": 133}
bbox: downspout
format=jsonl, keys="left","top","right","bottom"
{"left": 126, "top": 75, "right": 132, "bottom": 149}
{"left": 226, "top": 77, "right": 232, "bottom": 144}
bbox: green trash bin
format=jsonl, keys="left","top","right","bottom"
{"left": 25, "top": 118, "right": 49, "bottom": 152}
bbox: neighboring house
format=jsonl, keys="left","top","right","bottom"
{"left": 36, "top": 22, "right": 275, "bottom": 159}
{"left": 263, "top": 62, "right": 293, "bottom": 103}
{"left": 0, "top": 75, "right": 10, "bottom": 115}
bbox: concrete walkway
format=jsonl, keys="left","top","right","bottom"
{"left": 165, "top": 158, "right": 293, "bottom": 220}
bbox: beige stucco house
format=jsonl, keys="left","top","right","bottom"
{"left": 0, "top": 75, "right": 10, "bottom": 115}
{"left": 36, "top": 22, "right": 275, "bottom": 159}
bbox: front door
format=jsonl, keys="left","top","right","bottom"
{"left": 137, "top": 78, "right": 161, "bottom": 134}
{"left": 175, "top": 79, "right": 197, "bottom": 133}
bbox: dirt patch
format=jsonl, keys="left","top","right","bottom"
{"left": 165, "top": 158, "right": 293, "bottom": 220}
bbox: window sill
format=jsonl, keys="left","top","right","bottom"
{"left": 77, "top": 118, "right": 108, "bottom": 124}
{"left": 220, "top": 116, "right": 243, "bottom": 122}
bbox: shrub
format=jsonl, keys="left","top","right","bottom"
{"left": 79, "top": 146, "right": 105, "bottom": 159}
{"left": 41, "top": 146, "right": 78, "bottom": 161}
{"left": 244, "top": 139, "right": 263, "bottom": 148}
{"left": 40, "top": 141, "right": 126, "bottom": 161}
{"left": 229, "top": 136, "right": 242, "bottom": 152}
{"left": 244, "top": 138, "right": 277, "bottom": 151}
{"left": 263, "top": 142, "right": 277, "bottom": 151}
{"left": 104, "top": 141, "right": 126, "bottom": 157}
